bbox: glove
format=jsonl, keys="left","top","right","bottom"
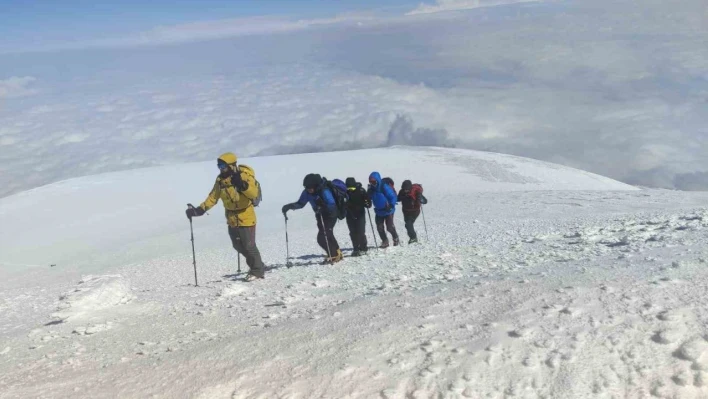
{"left": 230, "top": 170, "right": 248, "bottom": 192}
{"left": 186, "top": 204, "right": 205, "bottom": 219}
{"left": 282, "top": 204, "right": 293, "bottom": 215}
{"left": 385, "top": 203, "right": 392, "bottom": 211}
{"left": 364, "top": 199, "right": 372, "bottom": 208}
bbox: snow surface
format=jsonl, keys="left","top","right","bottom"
{"left": 3, "top": 147, "right": 708, "bottom": 398}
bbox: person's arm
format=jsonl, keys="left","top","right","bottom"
{"left": 321, "top": 188, "right": 337, "bottom": 215}
{"left": 384, "top": 185, "right": 397, "bottom": 208}
{"left": 282, "top": 190, "right": 308, "bottom": 214}
{"left": 187, "top": 179, "right": 220, "bottom": 219}
{"left": 363, "top": 188, "right": 372, "bottom": 208}
{"left": 199, "top": 179, "right": 221, "bottom": 212}
{"left": 235, "top": 169, "right": 259, "bottom": 201}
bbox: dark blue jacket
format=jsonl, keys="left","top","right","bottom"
{"left": 368, "top": 171, "right": 397, "bottom": 217}
{"left": 290, "top": 184, "right": 337, "bottom": 217}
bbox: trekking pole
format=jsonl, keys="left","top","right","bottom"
{"left": 235, "top": 211, "right": 241, "bottom": 274}
{"left": 421, "top": 205, "right": 429, "bottom": 241}
{"left": 319, "top": 212, "right": 334, "bottom": 264}
{"left": 187, "top": 205, "right": 199, "bottom": 287}
{"left": 366, "top": 208, "right": 379, "bottom": 251}
{"left": 284, "top": 215, "right": 292, "bottom": 268}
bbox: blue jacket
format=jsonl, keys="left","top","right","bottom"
{"left": 290, "top": 184, "right": 337, "bottom": 217}
{"left": 368, "top": 172, "right": 397, "bottom": 217}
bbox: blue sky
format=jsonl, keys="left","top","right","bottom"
{"left": 0, "top": 0, "right": 416, "bottom": 51}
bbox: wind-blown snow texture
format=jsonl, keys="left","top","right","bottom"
{"left": 3, "top": 147, "right": 708, "bottom": 398}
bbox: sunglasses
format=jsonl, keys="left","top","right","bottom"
{"left": 218, "top": 162, "right": 229, "bottom": 170}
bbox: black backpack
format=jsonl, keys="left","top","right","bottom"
{"left": 322, "top": 178, "right": 349, "bottom": 220}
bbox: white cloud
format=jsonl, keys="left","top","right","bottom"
{"left": 1, "top": 0, "right": 707, "bottom": 197}
{"left": 0, "top": 14, "right": 379, "bottom": 53}
{"left": 0, "top": 76, "right": 37, "bottom": 98}
{"left": 407, "top": 0, "right": 542, "bottom": 15}
{"left": 130, "top": 13, "right": 376, "bottom": 46}
{"left": 134, "top": 17, "right": 305, "bottom": 44}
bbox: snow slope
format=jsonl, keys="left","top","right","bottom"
{"left": 4, "top": 147, "right": 708, "bottom": 398}
{"left": 0, "top": 146, "right": 633, "bottom": 276}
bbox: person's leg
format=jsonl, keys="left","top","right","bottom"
{"left": 355, "top": 212, "right": 368, "bottom": 251}
{"left": 375, "top": 215, "right": 388, "bottom": 246}
{"left": 324, "top": 216, "right": 340, "bottom": 257}
{"left": 404, "top": 210, "right": 420, "bottom": 241}
{"left": 386, "top": 214, "right": 399, "bottom": 244}
{"left": 235, "top": 226, "right": 265, "bottom": 278}
{"left": 316, "top": 216, "right": 329, "bottom": 254}
{"left": 346, "top": 214, "right": 359, "bottom": 253}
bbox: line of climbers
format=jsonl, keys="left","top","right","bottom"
{"left": 281, "top": 173, "right": 427, "bottom": 264}
{"left": 185, "top": 152, "right": 427, "bottom": 282}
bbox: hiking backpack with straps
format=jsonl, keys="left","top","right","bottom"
{"left": 323, "top": 178, "right": 349, "bottom": 220}
{"left": 238, "top": 165, "right": 262, "bottom": 207}
{"left": 252, "top": 180, "right": 262, "bottom": 207}
{"left": 411, "top": 183, "right": 423, "bottom": 198}
{"left": 382, "top": 177, "right": 395, "bottom": 193}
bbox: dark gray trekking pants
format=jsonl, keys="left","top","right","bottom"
{"left": 316, "top": 214, "right": 340, "bottom": 257}
{"left": 228, "top": 225, "right": 265, "bottom": 278}
{"left": 375, "top": 214, "right": 399, "bottom": 242}
{"left": 403, "top": 210, "right": 420, "bottom": 240}
{"left": 346, "top": 210, "right": 368, "bottom": 251}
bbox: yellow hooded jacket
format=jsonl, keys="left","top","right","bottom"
{"left": 199, "top": 163, "right": 259, "bottom": 227}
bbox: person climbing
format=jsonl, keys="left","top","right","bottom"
{"left": 367, "top": 171, "right": 400, "bottom": 248}
{"left": 185, "top": 152, "right": 265, "bottom": 282}
{"left": 281, "top": 173, "right": 343, "bottom": 264}
{"left": 397, "top": 180, "right": 428, "bottom": 244}
{"left": 345, "top": 177, "right": 371, "bottom": 256}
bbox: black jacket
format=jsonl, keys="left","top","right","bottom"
{"left": 347, "top": 183, "right": 371, "bottom": 215}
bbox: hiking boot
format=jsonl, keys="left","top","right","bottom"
{"left": 380, "top": 240, "right": 390, "bottom": 249}
{"left": 244, "top": 273, "right": 264, "bottom": 282}
{"left": 351, "top": 250, "right": 362, "bottom": 257}
{"left": 393, "top": 238, "right": 400, "bottom": 246}
{"left": 409, "top": 237, "right": 418, "bottom": 244}
{"left": 322, "top": 249, "right": 344, "bottom": 264}
{"left": 360, "top": 248, "right": 368, "bottom": 255}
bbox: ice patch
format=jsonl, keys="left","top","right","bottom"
{"left": 51, "top": 275, "right": 134, "bottom": 322}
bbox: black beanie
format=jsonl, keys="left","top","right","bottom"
{"left": 401, "top": 180, "right": 413, "bottom": 190}
{"left": 303, "top": 173, "right": 322, "bottom": 188}
{"left": 345, "top": 177, "right": 357, "bottom": 188}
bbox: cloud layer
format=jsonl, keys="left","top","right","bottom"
{"left": 1, "top": 0, "right": 707, "bottom": 197}
{"left": 407, "top": 0, "right": 541, "bottom": 15}
{"left": 0, "top": 76, "right": 37, "bottom": 98}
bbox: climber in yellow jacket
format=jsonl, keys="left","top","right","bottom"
{"left": 185, "top": 152, "right": 265, "bottom": 281}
